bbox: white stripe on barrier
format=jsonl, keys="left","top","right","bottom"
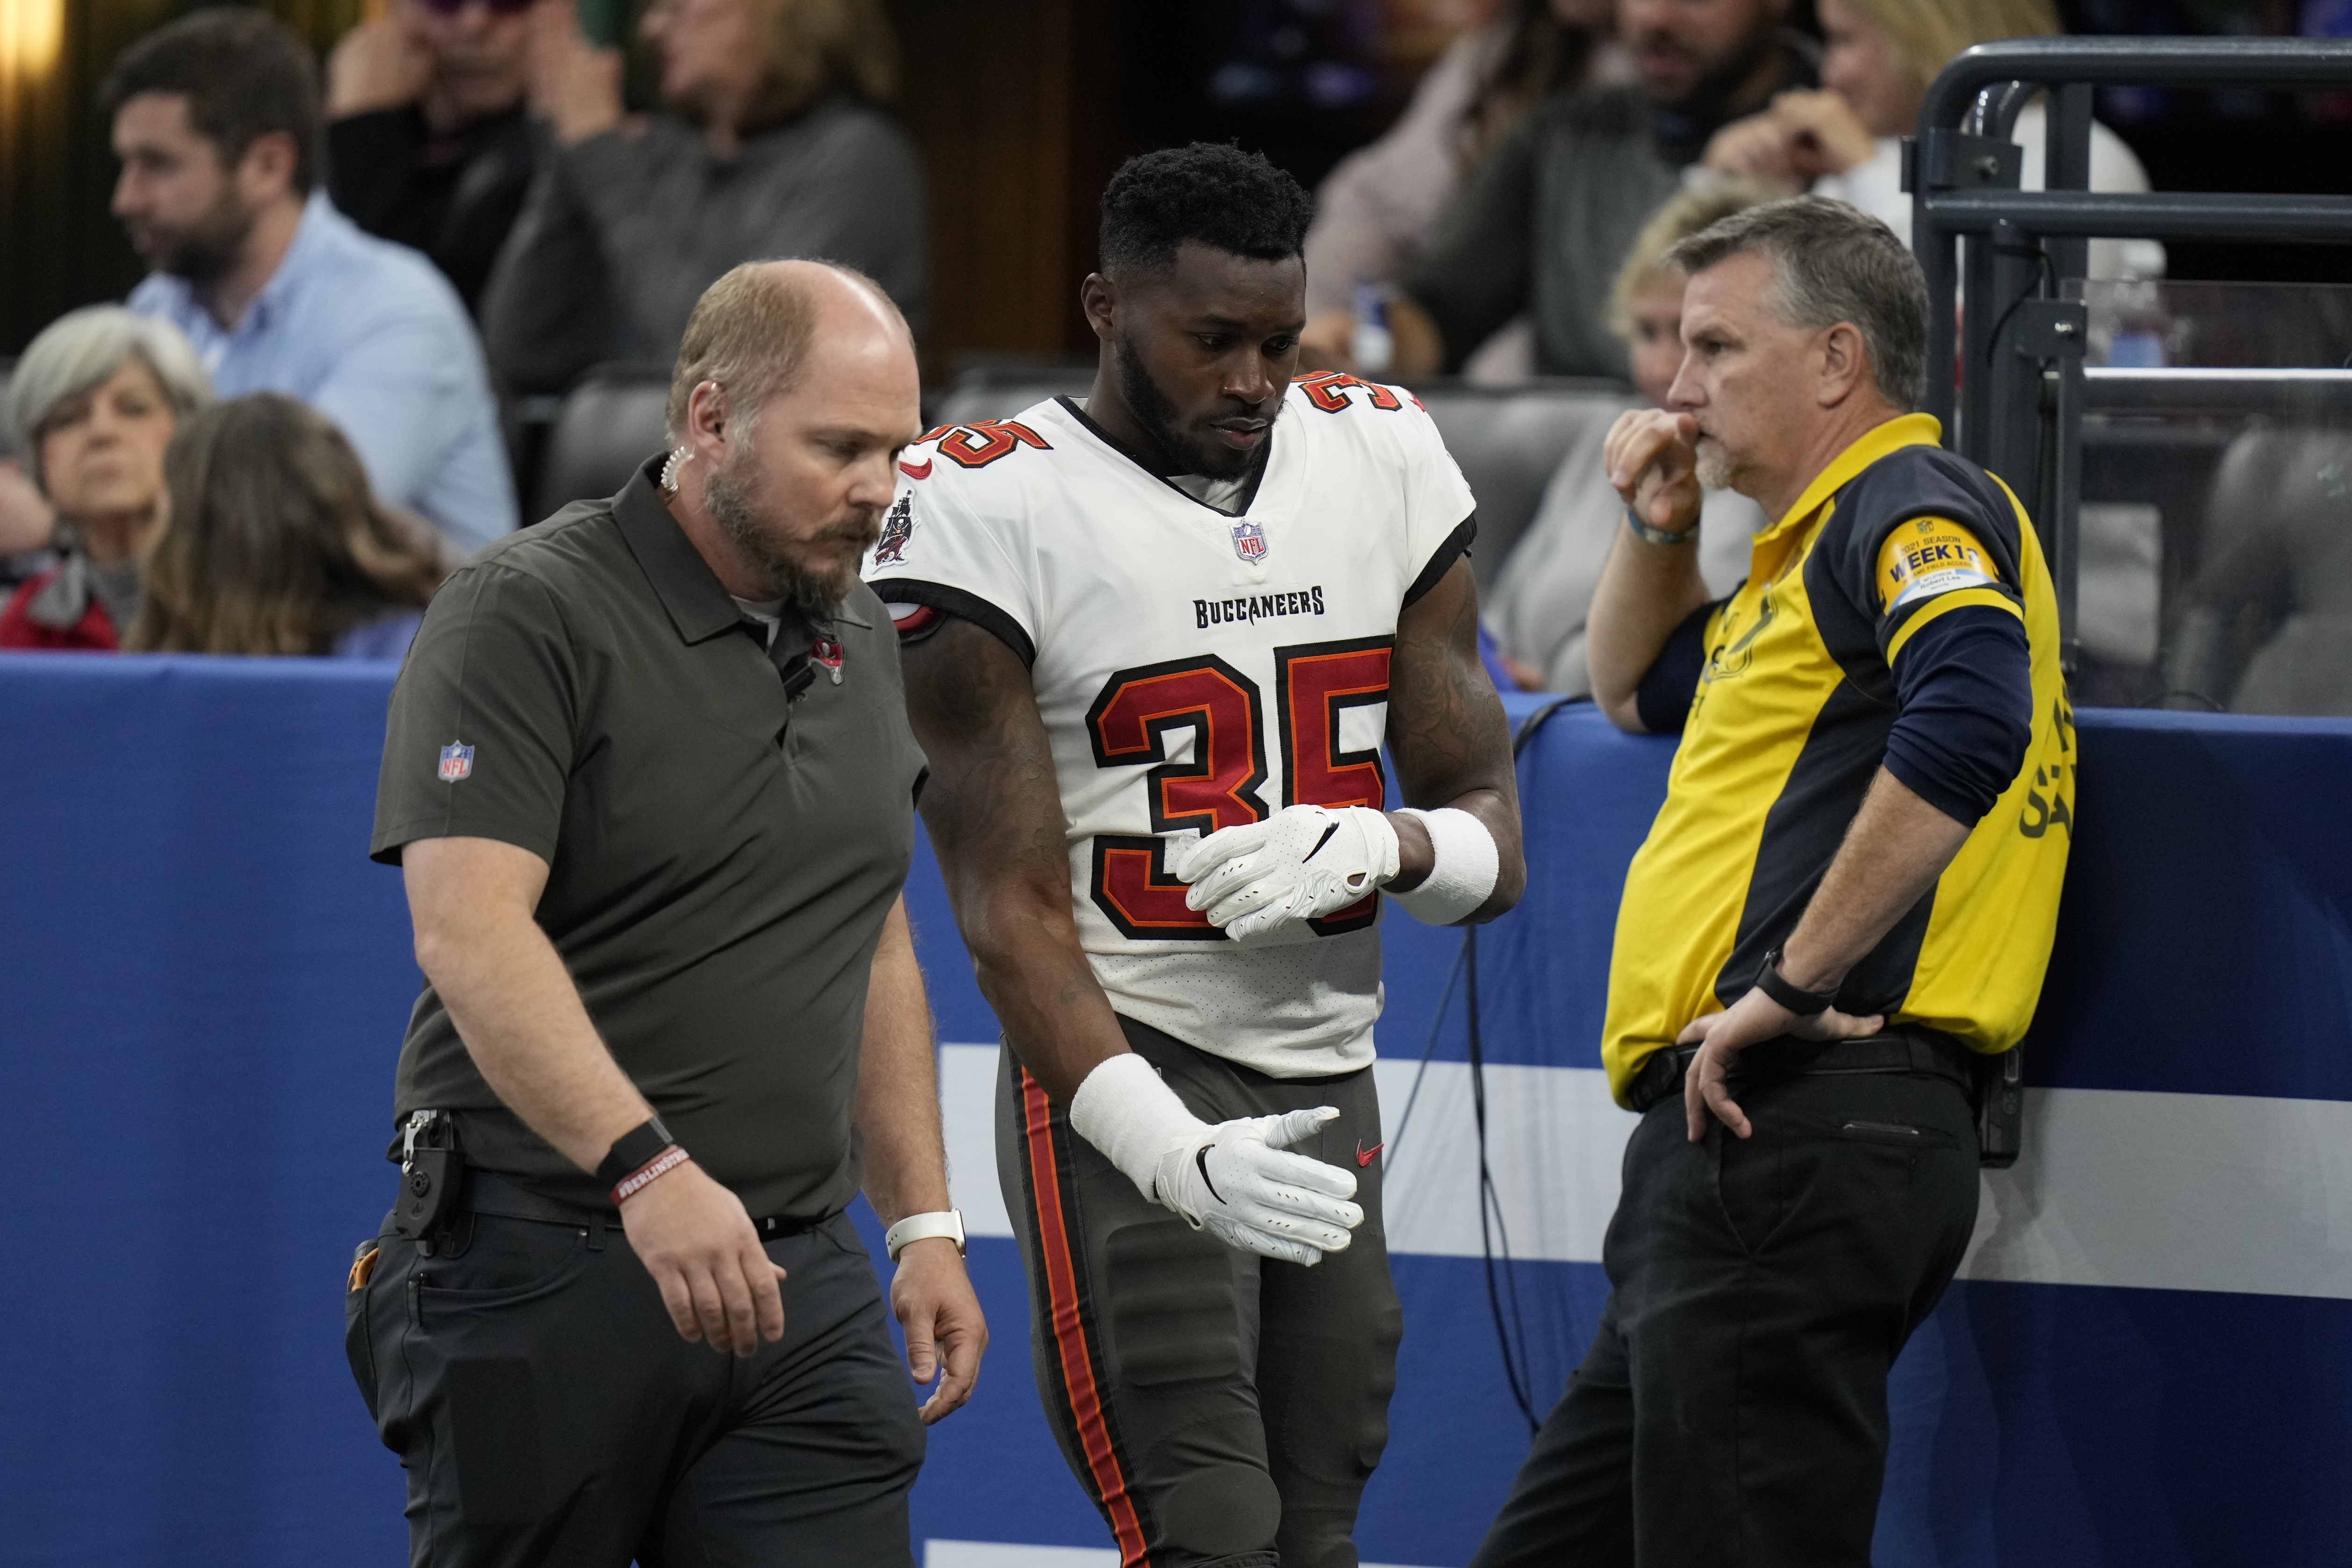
{"left": 936, "top": 1045, "right": 2352, "bottom": 1300}
{"left": 1369, "top": 1057, "right": 1628, "bottom": 1264}
{"left": 939, "top": 1042, "right": 1014, "bottom": 1238}
{"left": 1957, "top": 1085, "right": 2352, "bottom": 1298}
{"left": 924, "top": 1540, "right": 1438, "bottom": 1568}
{"left": 924, "top": 1543, "right": 1119, "bottom": 1568}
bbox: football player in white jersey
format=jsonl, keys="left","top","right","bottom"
{"left": 869, "top": 144, "right": 1526, "bottom": 1568}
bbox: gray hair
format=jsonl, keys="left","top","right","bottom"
{"left": 1665, "top": 195, "right": 1929, "bottom": 412}
{"left": 7, "top": 307, "right": 212, "bottom": 486}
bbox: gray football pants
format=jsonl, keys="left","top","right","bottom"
{"left": 994, "top": 1016, "right": 1403, "bottom": 1568}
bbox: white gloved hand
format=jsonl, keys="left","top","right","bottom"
{"left": 1154, "top": 1106, "right": 1364, "bottom": 1266}
{"left": 1172, "top": 804, "right": 1401, "bottom": 942}
{"left": 1068, "top": 1054, "right": 1365, "bottom": 1265}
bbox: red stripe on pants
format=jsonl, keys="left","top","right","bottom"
{"left": 1021, "top": 1067, "right": 1152, "bottom": 1567}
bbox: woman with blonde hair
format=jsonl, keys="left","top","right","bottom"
{"left": 1484, "top": 180, "right": 1779, "bottom": 694}
{"left": 131, "top": 395, "right": 445, "bottom": 659}
{"left": 486, "top": 0, "right": 924, "bottom": 395}
{"left": 1702, "top": 0, "right": 2163, "bottom": 279}
{"left": 0, "top": 307, "right": 210, "bottom": 651}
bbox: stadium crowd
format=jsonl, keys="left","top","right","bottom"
{"left": 0, "top": 0, "right": 2158, "bottom": 695}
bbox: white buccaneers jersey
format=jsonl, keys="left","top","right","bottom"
{"left": 866, "top": 377, "right": 1478, "bottom": 1077}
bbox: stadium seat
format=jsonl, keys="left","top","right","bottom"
{"left": 1416, "top": 381, "right": 1631, "bottom": 589}
{"left": 532, "top": 362, "right": 672, "bottom": 520}
{"left": 925, "top": 365, "right": 1095, "bottom": 432}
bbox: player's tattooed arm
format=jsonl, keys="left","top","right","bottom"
{"left": 1385, "top": 556, "right": 1526, "bottom": 921}
{"left": 901, "top": 615, "right": 1137, "bottom": 1105}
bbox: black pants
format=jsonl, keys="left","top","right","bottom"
{"left": 996, "top": 1018, "right": 1403, "bottom": 1568}
{"left": 1471, "top": 1067, "right": 1981, "bottom": 1568}
{"left": 346, "top": 1193, "right": 924, "bottom": 1567}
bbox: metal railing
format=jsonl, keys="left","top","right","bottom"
{"left": 1907, "top": 36, "right": 2352, "bottom": 668}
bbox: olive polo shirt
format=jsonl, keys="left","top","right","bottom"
{"left": 371, "top": 456, "right": 927, "bottom": 1219}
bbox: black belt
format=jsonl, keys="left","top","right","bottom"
{"left": 1625, "top": 1028, "right": 1977, "bottom": 1115}
{"left": 399, "top": 1167, "right": 831, "bottom": 1243}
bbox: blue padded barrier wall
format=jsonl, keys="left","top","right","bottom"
{"left": 1, "top": 657, "right": 2348, "bottom": 1567}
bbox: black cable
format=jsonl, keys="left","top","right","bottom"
{"left": 1980, "top": 238, "right": 2058, "bottom": 373}
{"left": 1446, "top": 692, "right": 1572, "bottom": 1439}
{"left": 1384, "top": 937, "right": 1467, "bottom": 1172}
{"left": 1466, "top": 924, "right": 1542, "bottom": 1437}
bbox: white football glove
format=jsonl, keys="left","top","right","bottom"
{"left": 1153, "top": 1107, "right": 1364, "bottom": 1267}
{"left": 1173, "top": 804, "right": 1401, "bottom": 942}
{"left": 1069, "top": 1054, "right": 1364, "bottom": 1266}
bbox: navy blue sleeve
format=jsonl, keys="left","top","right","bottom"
{"left": 1883, "top": 604, "right": 2034, "bottom": 824}
{"left": 1633, "top": 597, "right": 1723, "bottom": 735}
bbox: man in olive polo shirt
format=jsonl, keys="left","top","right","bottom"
{"left": 349, "top": 260, "right": 985, "bottom": 1566}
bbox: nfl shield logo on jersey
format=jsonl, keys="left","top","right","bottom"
{"left": 1230, "top": 519, "right": 1269, "bottom": 563}
{"left": 438, "top": 741, "right": 475, "bottom": 783}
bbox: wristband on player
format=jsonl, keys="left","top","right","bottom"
{"left": 1068, "top": 1051, "right": 1209, "bottom": 1208}
{"left": 599, "top": 1115, "right": 689, "bottom": 1206}
{"left": 1624, "top": 506, "right": 1699, "bottom": 548}
{"left": 1390, "top": 807, "right": 1501, "bottom": 925}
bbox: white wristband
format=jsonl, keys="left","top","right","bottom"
{"left": 1068, "top": 1052, "right": 1209, "bottom": 1204}
{"left": 884, "top": 1209, "right": 966, "bottom": 1262}
{"left": 1390, "top": 807, "right": 1500, "bottom": 925}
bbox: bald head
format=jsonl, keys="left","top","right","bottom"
{"left": 663, "top": 259, "right": 922, "bottom": 613}
{"left": 666, "top": 259, "right": 915, "bottom": 440}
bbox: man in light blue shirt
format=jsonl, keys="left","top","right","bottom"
{"left": 107, "top": 9, "right": 515, "bottom": 556}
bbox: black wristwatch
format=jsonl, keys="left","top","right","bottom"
{"left": 1753, "top": 948, "right": 1836, "bottom": 1017}
{"left": 597, "top": 1115, "right": 677, "bottom": 1189}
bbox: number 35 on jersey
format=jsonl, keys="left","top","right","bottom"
{"left": 1087, "top": 637, "right": 1393, "bottom": 940}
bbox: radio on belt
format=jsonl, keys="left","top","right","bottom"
{"left": 395, "top": 1108, "right": 465, "bottom": 1251}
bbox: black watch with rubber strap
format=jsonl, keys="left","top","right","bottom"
{"left": 1753, "top": 948, "right": 1836, "bottom": 1017}
{"left": 598, "top": 1115, "right": 686, "bottom": 1204}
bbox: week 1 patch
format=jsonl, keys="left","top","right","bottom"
{"left": 1878, "top": 516, "right": 2000, "bottom": 612}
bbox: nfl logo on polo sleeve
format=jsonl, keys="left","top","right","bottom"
{"left": 438, "top": 742, "right": 475, "bottom": 783}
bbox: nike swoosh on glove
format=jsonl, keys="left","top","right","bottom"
{"left": 1154, "top": 1106, "right": 1365, "bottom": 1266}
{"left": 1172, "top": 804, "right": 1401, "bottom": 942}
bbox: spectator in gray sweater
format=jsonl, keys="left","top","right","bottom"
{"left": 483, "top": 0, "right": 927, "bottom": 394}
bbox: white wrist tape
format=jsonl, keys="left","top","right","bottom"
{"left": 1391, "top": 807, "right": 1501, "bottom": 926}
{"left": 1068, "top": 1051, "right": 1208, "bottom": 1204}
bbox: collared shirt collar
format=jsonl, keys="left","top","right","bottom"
{"left": 610, "top": 457, "right": 875, "bottom": 644}
{"left": 244, "top": 190, "right": 338, "bottom": 332}
{"left": 1756, "top": 412, "right": 1945, "bottom": 545}
{"left": 614, "top": 456, "right": 744, "bottom": 646}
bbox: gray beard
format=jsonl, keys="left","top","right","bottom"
{"left": 702, "top": 452, "right": 854, "bottom": 617}
{"left": 1695, "top": 438, "right": 1736, "bottom": 493}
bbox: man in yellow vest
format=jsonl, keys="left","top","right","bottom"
{"left": 1473, "top": 195, "right": 2074, "bottom": 1567}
